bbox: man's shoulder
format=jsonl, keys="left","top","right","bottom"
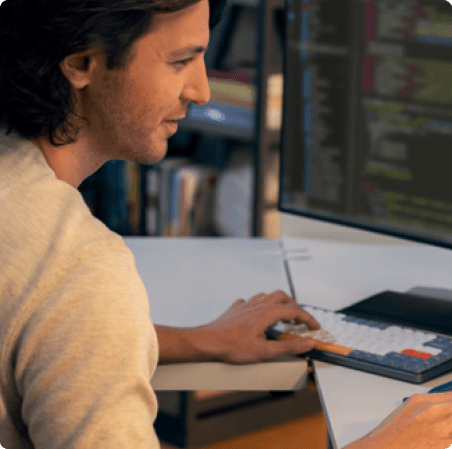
{"left": 0, "top": 128, "right": 61, "bottom": 201}
{"left": 0, "top": 128, "right": 128, "bottom": 265}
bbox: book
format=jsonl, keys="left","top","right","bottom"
{"left": 208, "top": 78, "right": 256, "bottom": 108}
{"left": 101, "top": 160, "right": 131, "bottom": 236}
{"left": 207, "top": 68, "right": 256, "bottom": 84}
{"left": 127, "top": 161, "right": 141, "bottom": 235}
{"left": 145, "top": 166, "right": 160, "bottom": 236}
{"left": 166, "top": 164, "right": 218, "bottom": 237}
{"left": 157, "top": 158, "right": 192, "bottom": 237}
{"left": 174, "top": 165, "right": 219, "bottom": 237}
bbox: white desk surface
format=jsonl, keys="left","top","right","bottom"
{"left": 314, "top": 361, "right": 452, "bottom": 449}
{"left": 282, "top": 235, "right": 452, "bottom": 311}
{"left": 124, "top": 237, "right": 308, "bottom": 390}
{"left": 282, "top": 233, "right": 452, "bottom": 449}
{"left": 124, "top": 235, "right": 452, "bottom": 442}
{"left": 124, "top": 237, "right": 288, "bottom": 328}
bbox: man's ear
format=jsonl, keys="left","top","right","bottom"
{"left": 59, "top": 49, "right": 103, "bottom": 90}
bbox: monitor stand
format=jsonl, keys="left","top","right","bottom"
{"left": 339, "top": 289, "right": 452, "bottom": 336}
{"left": 408, "top": 286, "right": 452, "bottom": 301}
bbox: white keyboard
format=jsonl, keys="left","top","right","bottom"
{"left": 272, "top": 304, "right": 452, "bottom": 382}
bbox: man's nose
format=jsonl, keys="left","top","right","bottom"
{"left": 183, "top": 60, "right": 211, "bottom": 106}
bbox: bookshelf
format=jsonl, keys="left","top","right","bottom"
{"left": 78, "top": 0, "right": 285, "bottom": 238}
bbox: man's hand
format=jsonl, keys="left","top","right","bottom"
{"left": 195, "top": 290, "right": 320, "bottom": 363}
{"left": 344, "top": 392, "right": 452, "bottom": 449}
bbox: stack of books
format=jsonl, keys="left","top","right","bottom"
{"left": 146, "top": 159, "right": 219, "bottom": 237}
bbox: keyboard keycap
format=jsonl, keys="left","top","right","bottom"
{"left": 277, "top": 304, "right": 452, "bottom": 376}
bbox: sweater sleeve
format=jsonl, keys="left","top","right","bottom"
{"left": 14, "top": 248, "right": 160, "bottom": 449}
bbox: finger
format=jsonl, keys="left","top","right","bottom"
{"left": 248, "top": 290, "right": 297, "bottom": 307}
{"left": 408, "top": 392, "right": 452, "bottom": 406}
{"left": 264, "top": 303, "right": 320, "bottom": 330}
{"left": 394, "top": 394, "right": 452, "bottom": 426}
{"left": 423, "top": 391, "right": 452, "bottom": 403}
{"left": 366, "top": 393, "right": 452, "bottom": 440}
{"left": 297, "top": 306, "right": 321, "bottom": 329}
{"left": 249, "top": 291, "right": 321, "bottom": 329}
{"left": 263, "top": 336, "right": 316, "bottom": 359}
{"left": 264, "top": 290, "right": 297, "bottom": 305}
{"left": 224, "top": 299, "right": 245, "bottom": 311}
{"left": 247, "top": 293, "right": 267, "bottom": 304}
{"left": 424, "top": 402, "right": 452, "bottom": 417}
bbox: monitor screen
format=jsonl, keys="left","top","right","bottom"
{"left": 279, "top": 0, "right": 452, "bottom": 249}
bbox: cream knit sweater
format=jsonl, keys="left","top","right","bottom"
{"left": 0, "top": 129, "right": 160, "bottom": 449}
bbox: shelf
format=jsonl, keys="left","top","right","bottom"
{"left": 228, "top": 0, "right": 284, "bottom": 8}
{"left": 179, "top": 101, "right": 255, "bottom": 141}
{"left": 228, "top": 0, "right": 260, "bottom": 7}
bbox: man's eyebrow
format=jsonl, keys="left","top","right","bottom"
{"left": 168, "top": 44, "right": 209, "bottom": 57}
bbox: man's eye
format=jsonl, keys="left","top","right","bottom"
{"left": 175, "top": 58, "right": 193, "bottom": 66}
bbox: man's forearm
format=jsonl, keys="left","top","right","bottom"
{"left": 155, "top": 325, "right": 226, "bottom": 364}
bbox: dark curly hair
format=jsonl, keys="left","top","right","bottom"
{"left": 0, "top": 0, "right": 227, "bottom": 146}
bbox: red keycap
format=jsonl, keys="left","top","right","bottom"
{"left": 401, "top": 349, "right": 432, "bottom": 360}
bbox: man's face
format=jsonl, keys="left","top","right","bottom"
{"left": 78, "top": 0, "right": 211, "bottom": 165}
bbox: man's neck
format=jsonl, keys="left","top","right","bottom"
{"left": 32, "top": 134, "right": 107, "bottom": 189}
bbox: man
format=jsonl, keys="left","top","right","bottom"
{"left": 0, "top": 0, "right": 450, "bottom": 448}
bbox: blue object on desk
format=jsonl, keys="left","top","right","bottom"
{"left": 403, "top": 380, "right": 452, "bottom": 401}
{"left": 428, "top": 380, "right": 452, "bottom": 393}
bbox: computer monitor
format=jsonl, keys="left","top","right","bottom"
{"left": 279, "top": 0, "right": 452, "bottom": 250}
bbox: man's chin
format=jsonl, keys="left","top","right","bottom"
{"left": 134, "top": 145, "right": 168, "bottom": 166}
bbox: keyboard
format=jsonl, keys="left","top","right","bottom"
{"left": 272, "top": 304, "right": 452, "bottom": 383}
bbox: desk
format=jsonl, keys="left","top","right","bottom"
{"left": 124, "top": 237, "right": 309, "bottom": 390}
{"left": 123, "top": 234, "right": 452, "bottom": 446}
{"left": 314, "top": 361, "right": 452, "bottom": 449}
{"left": 281, "top": 213, "right": 452, "bottom": 448}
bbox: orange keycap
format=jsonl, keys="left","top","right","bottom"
{"left": 278, "top": 333, "right": 297, "bottom": 340}
{"left": 313, "top": 341, "right": 354, "bottom": 357}
{"left": 278, "top": 334, "right": 353, "bottom": 357}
